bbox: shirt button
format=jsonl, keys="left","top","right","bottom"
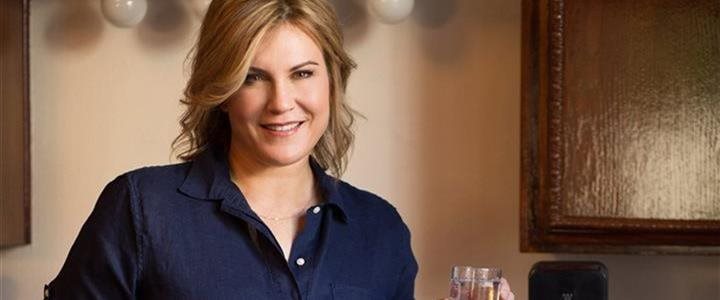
{"left": 296, "top": 257, "right": 306, "bottom": 266}
{"left": 312, "top": 206, "right": 321, "bottom": 214}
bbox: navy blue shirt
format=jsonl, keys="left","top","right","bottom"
{"left": 48, "top": 149, "right": 417, "bottom": 299}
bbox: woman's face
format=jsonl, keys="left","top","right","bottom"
{"left": 225, "top": 23, "right": 330, "bottom": 168}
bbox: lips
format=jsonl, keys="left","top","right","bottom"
{"left": 260, "top": 121, "right": 304, "bottom": 133}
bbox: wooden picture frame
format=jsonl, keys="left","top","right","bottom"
{"left": 521, "top": 0, "right": 720, "bottom": 254}
{"left": 1, "top": 0, "right": 31, "bottom": 247}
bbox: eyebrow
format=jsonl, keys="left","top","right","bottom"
{"left": 290, "top": 61, "right": 319, "bottom": 71}
{"left": 248, "top": 61, "right": 319, "bottom": 74}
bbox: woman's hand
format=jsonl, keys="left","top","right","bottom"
{"left": 499, "top": 277, "right": 515, "bottom": 300}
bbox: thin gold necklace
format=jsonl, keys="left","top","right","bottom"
{"left": 256, "top": 208, "right": 309, "bottom": 222}
{"left": 228, "top": 169, "right": 316, "bottom": 222}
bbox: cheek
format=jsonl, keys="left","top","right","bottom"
{"left": 305, "top": 80, "right": 331, "bottom": 121}
{"left": 309, "top": 93, "right": 330, "bottom": 132}
{"left": 226, "top": 92, "right": 264, "bottom": 123}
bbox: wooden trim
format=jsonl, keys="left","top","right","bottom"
{"left": 521, "top": 0, "right": 720, "bottom": 254}
{"left": 1, "top": 0, "right": 31, "bottom": 247}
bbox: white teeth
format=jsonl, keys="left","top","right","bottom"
{"left": 265, "top": 122, "right": 301, "bottom": 132}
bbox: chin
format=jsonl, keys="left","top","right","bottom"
{"left": 260, "top": 149, "right": 312, "bottom": 167}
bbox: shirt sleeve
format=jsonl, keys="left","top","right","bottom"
{"left": 393, "top": 221, "right": 419, "bottom": 300}
{"left": 47, "top": 175, "right": 143, "bottom": 299}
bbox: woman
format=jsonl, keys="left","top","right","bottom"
{"left": 48, "top": 0, "right": 513, "bottom": 299}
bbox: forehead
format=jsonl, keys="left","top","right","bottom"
{"left": 251, "top": 23, "right": 324, "bottom": 67}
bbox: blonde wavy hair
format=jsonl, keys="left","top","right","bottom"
{"left": 172, "top": 0, "right": 357, "bottom": 177}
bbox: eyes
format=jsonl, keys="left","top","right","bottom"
{"left": 294, "top": 70, "right": 314, "bottom": 79}
{"left": 243, "top": 70, "right": 315, "bottom": 85}
{"left": 244, "top": 73, "right": 264, "bottom": 84}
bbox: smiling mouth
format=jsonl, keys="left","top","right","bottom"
{"left": 261, "top": 121, "right": 304, "bottom": 132}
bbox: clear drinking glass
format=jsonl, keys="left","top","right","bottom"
{"left": 449, "top": 266, "right": 502, "bottom": 300}
{"left": 473, "top": 268, "right": 502, "bottom": 300}
{"left": 449, "top": 266, "right": 476, "bottom": 300}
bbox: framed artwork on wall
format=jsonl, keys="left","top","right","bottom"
{"left": 521, "top": 0, "right": 720, "bottom": 254}
{"left": 1, "top": 0, "right": 30, "bottom": 247}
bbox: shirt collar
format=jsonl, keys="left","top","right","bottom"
{"left": 308, "top": 157, "right": 350, "bottom": 222}
{"left": 178, "top": 148, "right": 350, "bottom": 223}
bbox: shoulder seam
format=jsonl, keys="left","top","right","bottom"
{"left": 123, "top": 174, "right": 146, "bottom": 288}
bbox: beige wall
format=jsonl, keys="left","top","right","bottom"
{"left": 2, "top": 0, "right": 719, "bottom": 299}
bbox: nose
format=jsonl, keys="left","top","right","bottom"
{"left": 266, "top": 80, "right": 295, "bottom": 114}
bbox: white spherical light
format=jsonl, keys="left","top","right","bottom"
{"left": 368, "top": 0, "right": 414, "bottom": 24}
{"left": 101, "top": 0, "right": 148, "bottom": 28}
{"left": 189, "top": 0, "right": 213, "bottom": 18}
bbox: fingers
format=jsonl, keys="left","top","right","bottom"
{"left": 499, "top": 277, "right": 515, "bottom": 300}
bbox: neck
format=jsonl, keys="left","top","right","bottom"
{"left": 227, "top": 143, "right": 316, "bottom": 214}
